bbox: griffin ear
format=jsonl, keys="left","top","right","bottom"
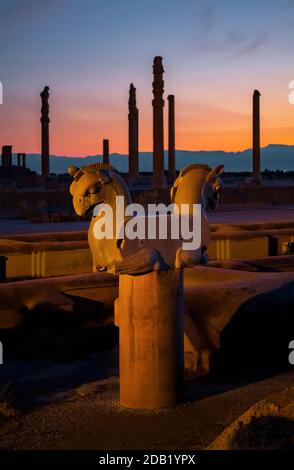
{"left": 97, "top": 171, "right": 112, "bottom": 185}
{"left": 206, "top": 164, "right": 224, "bottom": 182}
{"left": 68, "top": 165, "right": 80, "bottom": 178}
{"left": 81, "top": 166, "right": 112, "bottom": 184}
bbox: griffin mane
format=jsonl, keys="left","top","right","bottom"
{"left": 82, "top": 163, "right": 117, "bottom": 172}
{"left": 179, "top": 164, "right": 211, "bottom": 177}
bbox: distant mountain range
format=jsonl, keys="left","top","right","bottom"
{"left": 14, "top": 144, "right": 294, "bottom": 174}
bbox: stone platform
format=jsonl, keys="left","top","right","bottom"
{"left": 1, "top": 219, "right": 293, "bottom": 280}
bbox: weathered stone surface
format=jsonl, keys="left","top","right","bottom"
{"left": 208, "top": 387, "right": 294, "bottom": 449}
{"left": 0, "top": 272, "right": 118, "bottom": 328}
{"left": 183, "top": 266, "right": 294, "bottom": 374}
{"left": 115, "top": 269, "right": 184, "bottom": 408}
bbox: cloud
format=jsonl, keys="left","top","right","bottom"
{"left": 193, "top": 28, "right": 270, "bottom": 58}
{"left": 0, "top": 0, "right": 64, "bottom": 22}
{"left": 193, "top": 2, "right": 217, "bottom": 33}
{"left": 237, "top": 31, "right": 270, "bottom": 57}
{"left": 192, "top": 1, "right": 270, "bottom": 59}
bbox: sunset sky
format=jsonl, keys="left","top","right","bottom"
{"left": 1, "top": 0, "right": 294, "bottom": 156}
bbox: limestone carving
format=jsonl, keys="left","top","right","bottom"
{"left": 68, "top": 163, "right": 224, "bottom": 274}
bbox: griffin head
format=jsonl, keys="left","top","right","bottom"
{"left": 68, "top": 163, "right": 114, "bottom": 216}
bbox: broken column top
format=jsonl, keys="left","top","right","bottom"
{"left": 152, "top": 56, "right": 164, "bottom": 109}
{"left": 40, "top": 86, "right": 50, "bottom": 99}
{"left": 129, "top": 83, "right": 137, "bottom": 109}
{"left": 153, "top": 56, "right": 164, "bottom": 74}
{"left": 40, "top": 86, "right": 50, "bottom": 123}
{"left": 253, "top": 89, "right": 261, "bottom": 96}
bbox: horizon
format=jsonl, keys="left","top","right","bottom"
{"left": 1, "top": 0, "right": 294, "bottom": 156}
{"left": 11, "top": 143, "right": 294, "bottom": 174}
{"left": 10, "top": 142, "right": 294, "bottom": 159}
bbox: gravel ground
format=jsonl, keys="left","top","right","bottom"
{"left": 0, "top": 349, "right": 293, "bottom": 450}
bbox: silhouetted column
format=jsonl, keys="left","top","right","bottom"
{"left": 17, "top": 153, "right": 21, "bottom": 167}
{"left": 2, "top": 146, "right": 12, "bottom": 167}
{"left": 103, "top": 139, "right": 109, "bottom": 164}
{"left": 152, "top": 56, "right": 166, "bottom": 189}
{"left": 252, "top": 89, "right": 262, "bottom": 184}
{"left": 168, "top": 94, "right": 176, "bottom": 178}
{"left": 22, "top": 153, "right": 26, "bottom": 168}
{"left": 128, "top": 83, "right": 139, "bottom": 179}
{"left": 40, "top": 86, "right": 50, "bottom": 176}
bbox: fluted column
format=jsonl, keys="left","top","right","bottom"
{"left": 103, "top": 139, "right": 109, "bottom": 164}
{"left": 168, "top": 94, "right": 176, "bottom": 179}
{"left": 152, "top": 56, "right": 166, "bottom": 189}
{"left": 40, "top": 86, "right": 50, "bottom": 176}
{"left": 252, "top": 89, "right": 262, "bottom": 185}
{"left": 128, "top": 83, "right": 139, "bottom": 179}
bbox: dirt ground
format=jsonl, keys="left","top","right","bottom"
{"left": 0, "top": 347, "right": 293, "bottom": 450}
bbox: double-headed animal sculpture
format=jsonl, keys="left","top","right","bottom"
{"left": 68, "top": 163, "right": 224, "bottom": 275}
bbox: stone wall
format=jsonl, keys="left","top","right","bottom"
{"left": 1, "top": 223, "right": 294, "bottom": 280}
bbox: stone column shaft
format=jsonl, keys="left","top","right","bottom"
{"left": 115, "top": 269, "right": 184, "bottom": 409}
{"left": 2, "top": 146, "right": 12, "bottom": 167}
{"left": 152, "top": 56, "right": 166, "bottom": 189}
{"left": 103, "top": 139, "right": 109, "bottom": 164}
{"left": 128, "top": 84, "right": 139, "bottom": 178}
{"left": 168, "top": 94, "right": 176, "bottom": 177}
{"left": 40, "top": 86, "right": 50, "bottom": 176}
{"left": 253, "top": 89, "right": 261, "bottom": 184}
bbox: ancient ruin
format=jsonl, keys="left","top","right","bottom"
{"left": 152, "top": 56, "right": 167, "bottom": 189}
{"left": 168, "top": 94, "right": 176, "bottom": 179}
{"left": 68, "top": 162, "right": 223, "bottom": 274}
{"left": 68, "top": 158, "right": 223, "bottom": 407}
{"left": 252, "top": 89, "right": 262, "bottom": 185}
{"left": 102, "top": 139, "right": 109, "bottom": 164}
{"left": 40, "top": 86, "right": 50, "bottom": 176}
{"left": 128, "top": 83, "right": 139, "bottom": 180}
{"left": 1, "top": 145, "right": 12, "bottom": 168}
{"left": 0, "top": 50, "right": 293, "bottom": 454}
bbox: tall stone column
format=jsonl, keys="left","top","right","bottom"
{"left": 167, "top": 94, "right": 176, "bottom": 179}
{"left": 40, "top": 86, "right": 50, "bottom": 176}
{"left": 128, "top": 83, "right": 139, "bottom": 179}
{"left": 2, "top": 146, "right": 12, "bottom": 167}
{"left": 152, "top": 56, "right": 166, "bottom": 189}
{"left": 103, "top": 139, "right": 109, "bottom": 164}
{"left": 252, "top": 89, "right": 262, "bottom": 184}
{"left": 22, "top": 153, "right": 26, "bottom": 168}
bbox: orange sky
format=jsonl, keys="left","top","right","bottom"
{"left": 1, "top": 0, "right": 294, "bottom": 156}
{"left": 1, "top": 87, "right": 293, "bottom": 157}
